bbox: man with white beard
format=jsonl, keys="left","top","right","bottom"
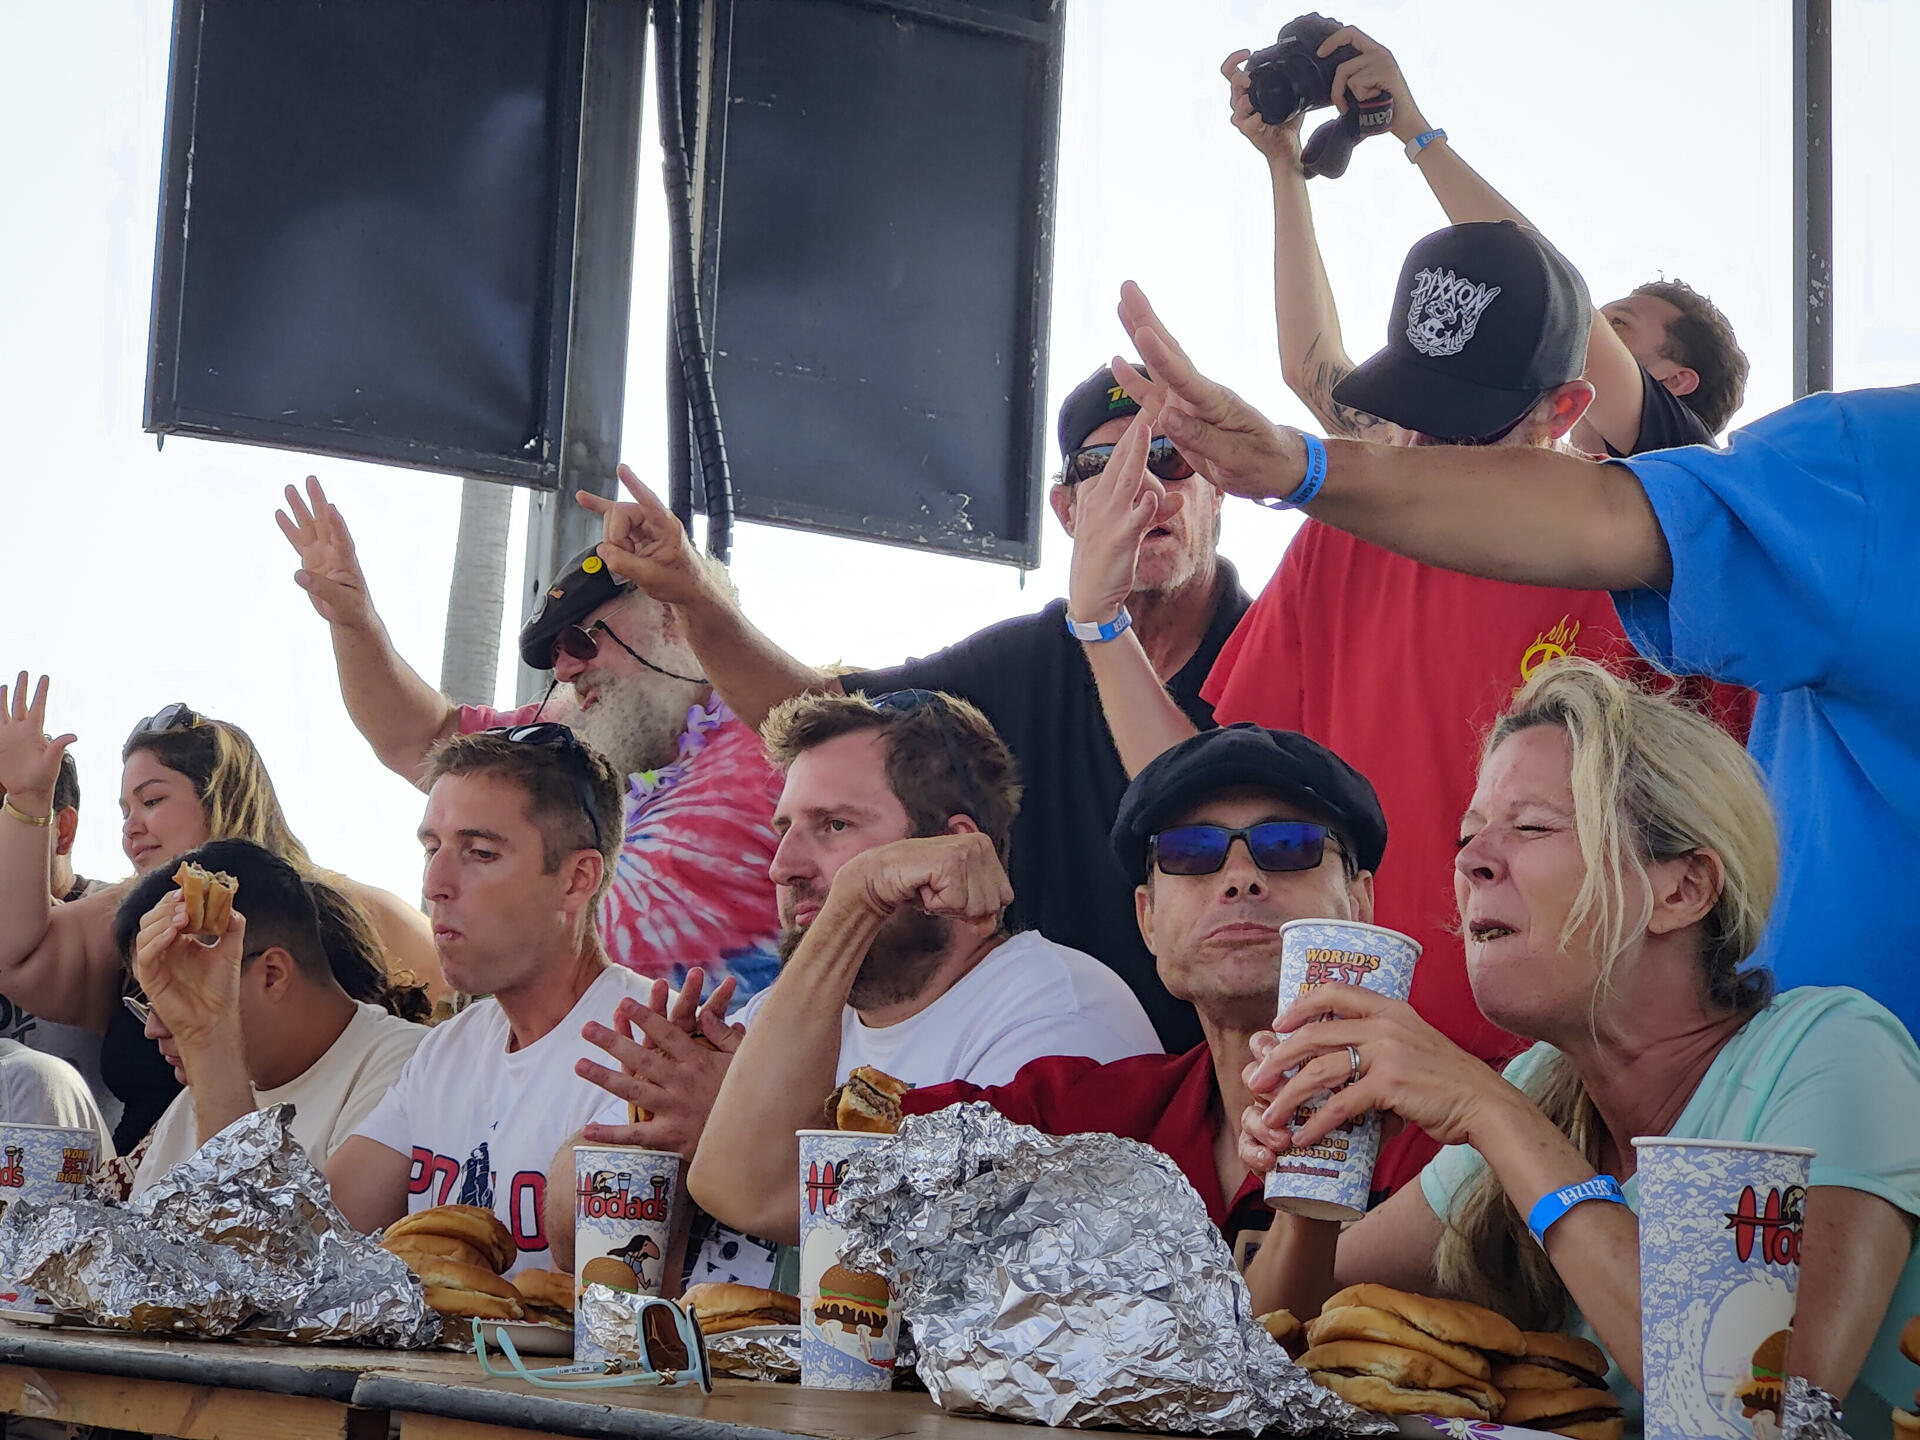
{"left": 277, "top": 478, "right": 782, "bottom": 1001}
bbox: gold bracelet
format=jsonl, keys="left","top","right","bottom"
{"left": 2, "top": 798, "right": 53, "bottom": 828}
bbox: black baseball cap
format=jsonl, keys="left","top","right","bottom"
{"left": 518, "top": 546, "right": 633, "bottom": 669}
{"left": 1333, "top": 221, "right": 1592, "bottom": 441}
{"left": 1057, "top": 363, "right": 1147, "bottom": 459}
{"left": 1110, "top": 724, "right": 1387, "bottom": 886}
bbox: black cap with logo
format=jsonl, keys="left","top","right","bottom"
{"left": 517, "top": 546, "right": 633, "bottom": 670}
{"left": 1056, "top": 363, "right": 1150, "bottom": 459}
{"left": 1333, "top": 220, "right": 1592, "bottom": 442}
{"left": 1109, "top": 723, "right": 1388, "bottom": 886}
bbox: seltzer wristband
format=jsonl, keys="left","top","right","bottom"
{"left": 1405, "top": 127, "right": 1447, "bottom": 162}
{"left": 1256, "top": 432, "right": 1328, "bottom": 511}
{"left": 1065, "top": 605, "right": 1133, "bottom": 644}
{"left": 1526, "top": 1173, "right": 1627, "bottom": 1247}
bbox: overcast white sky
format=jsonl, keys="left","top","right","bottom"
{"left": 2, "top": 1, "right": 1914, "bottom": 903}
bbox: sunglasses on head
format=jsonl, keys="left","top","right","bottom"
{"left": 126, "top": 702, "right": 202, "bottom": 748}
{"left": 1064, "top": 436, "right": 1196, "bottom": 485}
{"left": 1150, "top": 821, "right": 1330, "bottom": 877}
{"left": 497, "top": 723, "right": 607, "bottom": 854}
{"left": 869, "top": 689, "right": 977, "bottom": 821}
{"left": 547, "top": 620, "right": 706, "bottom": 686}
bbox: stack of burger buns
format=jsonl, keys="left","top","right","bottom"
{"left": 382, "top": 1204, "right": 541, "bottom": 1326}
{"left": 1895, "top": 1315, "right": 1919, "bottom": 1436}
{"left": 1493, "top": 1332, "right": 1623, "bottom": 1439}
{"left": 1298, "top": 1284, "right": 1623, "bottom": 1438}
{"left": 681, "top": 1282, "right": 802, "bottom": 1335}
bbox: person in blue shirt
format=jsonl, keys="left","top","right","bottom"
{"left": 1236, "top": 658, "right": 1918, "bottom": 1438}
{"left": 1102, "top": 281, "right": 1919, "bottom": 1042}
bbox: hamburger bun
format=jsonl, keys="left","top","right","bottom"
{"left": 813, "top": 1264, "right": 889, "bottom": 1332}
{"left": 1320, "top": 1282, "right": 1525, "bottom": 1357}
{"left": 512, "top": 1268, "right": 576, "bottom": 1325}
{"left": 1491, "top": 1332, "right": 1611, "bottom": 1392}
{"left": 1299, "top": 1339, "right": 1502, "bottom": 1418}
{"left": 1498, "top": 1385, "right": 1625, "bottom": 1440}
{"left": 1900, "top": 1314, "right": 1920, "bottom": 1366}
{"left": 682, "top": 1283, "right": 802, "bottom": 1334}
{"left": 173, "top": 861, "right": 238, "bottom": 936}
{"left": 412, "top": 1257, "right": 526, "bottom": 1322}
{"left": 1306, "top": 1303, "right": 1491, "bottom": 1379}
{"left": 381, "top": 1232, "right": 493, "bottom": 1271}
{"left": 1258, "top": 1309, "right": 1302, "bottom": 1350}
{"left": 827, "top": 1066, "right": 910, "bottom": 1134}
{"left": 580, "top": 1255, "right": 640, "bottom": 1293}
{"left": 384, "top": 1205, "right": 514, "bottom": 1273}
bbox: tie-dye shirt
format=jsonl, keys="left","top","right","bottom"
{"left": 458, "top": 697, "right": 782, "bottom": 1004}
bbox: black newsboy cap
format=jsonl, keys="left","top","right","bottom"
{"left": 1110, "top": 724, "right": 1388, "bottom": 885}
{"left": 518, "top": 546, "right": 633, "bottom": 670}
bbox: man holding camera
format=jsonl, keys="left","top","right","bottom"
{"left": 1076, "top": 69, "right": 1753, "bottom": 1194}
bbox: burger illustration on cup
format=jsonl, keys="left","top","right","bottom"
{"left": 812, "top": 1264, "right": 893, "bottom": 1367}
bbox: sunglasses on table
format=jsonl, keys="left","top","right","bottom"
{"left": 495, "top": 723, "right": 607, "bottom": 854}
{"left": 1149, "top": 822, "right": 1331, "bottom": 876}
{"left": 472, "top": 1297, "right": 711, "bottom": 1391}
{"left": 125, "top": 702, "right": 203, "bottom": 748}
{"left": 1063, "top": 436, "right": 1196, "bottom": 485}
{"left": 546, "top": 620, "right": 705, "bottom": 685}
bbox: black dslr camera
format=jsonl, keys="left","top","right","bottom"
{"left": 1243, "top": 13, "right": 1393, "bottom": 179}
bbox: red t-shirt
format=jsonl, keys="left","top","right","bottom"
{"left": 903, "top": 1045, "right": 1273, "bottom": 1249}
{"left": 1204, "top": 522, "right": 1754, "bottom": 1192}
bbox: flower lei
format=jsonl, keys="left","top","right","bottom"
{"left": 626, "top": 697, "right": 731, "bottom": 805}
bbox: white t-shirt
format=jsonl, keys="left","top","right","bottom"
{"left": 0, "top": 1039, "right": 115, "bottom": 1156}
{"left": 351, "top": 964, "right": 653, "bottom": 1278}
{"left": 134, "top": 1002, "right": 424, "bottom": 1197}
{"left": 740, "top": 930, "right": 1163, "bottom": 1088}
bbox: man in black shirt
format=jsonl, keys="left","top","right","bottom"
{"left": 1222, "top": 25, "right": 1748, "bottom": 457}
{"left": 574, "top": 371, "right": 1250, "bottom": 1053}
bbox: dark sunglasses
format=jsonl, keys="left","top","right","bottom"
{"left": 870, "top": 689, "right": 977, "bottom": 821}
{"left": 1064, "top": 436, "right": 1196, "bottom": 485}
{"left": 1150, "top": 821, "right": 1329, "bottom": 877}
{"left": 126, "top": 702, "right": 202, "bottom": 748}
{"left": 548, "top": 620, "right": 705, "bottom": 686}
{"left": 497, "top": 723, "right": 607, "bottom": 854}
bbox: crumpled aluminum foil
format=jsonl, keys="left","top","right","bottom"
{"left": 706, "top": 1325, "right": 801, "bottom": 1381}
{"left": 1781, "top": 1377, "right": 1850, "bottom": 1440}
{"left": 0, "top": 1105, "right": 438, "bottom": 1346}
{"left": 832, "top": 1103, "right": 1391, "bottom": 1436}
{"left": 580, "top": 1282, "right": 644, "bottom": 1360}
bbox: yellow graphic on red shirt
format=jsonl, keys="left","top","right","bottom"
{"left": 1520, "top": 616, "right": 1581, "bottom": 683}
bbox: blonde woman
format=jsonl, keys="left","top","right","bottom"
{"left": 1241, "top": 659, "right": 1919, "bottom": 1438}
{"left": 0, "top": 676, "right": 438, "bottom": 1150}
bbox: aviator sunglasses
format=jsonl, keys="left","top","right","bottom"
{"left": 1064, "top": 436, "right": 1196, "bottom": 485}
{"left": 1149, "top": 821, "right": 1330, "bottom": 877}
{"left": 548, "top": 620, "right": 705, "bottom": 686}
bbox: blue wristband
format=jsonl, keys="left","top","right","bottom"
{"left": 1065, "top": 604, "right": 1133, "bottom": 644}
{"left": 1257, "top": 433, "right": 1328, "bottom": 511}
{"left": 1526, "top": 1175, "right": 1627, "bottom": 1248}
{"left": 1406, "top": 127, "right": 1447, "bottom": 161}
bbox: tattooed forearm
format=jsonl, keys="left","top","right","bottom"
{"left": 1309, "top": 358, "right": 1390, "bottom": 440}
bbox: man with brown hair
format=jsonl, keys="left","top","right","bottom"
{"left": 326, "top": 725, "right": 667, "bottom": 1278}
{"left": 682, "top": 688, "right": 1161, "bottom": 1245}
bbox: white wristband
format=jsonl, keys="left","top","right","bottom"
{"left": 1405, "top": 128, "right": 1447, "bottom": 163}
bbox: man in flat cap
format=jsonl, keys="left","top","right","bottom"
{"left": 831, "top": 723, "right": 1385, "bottom": 1257}
{"left": 276, "top": 477, "right": 782, "bottom": 1003}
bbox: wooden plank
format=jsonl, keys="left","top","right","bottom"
{"left": 399, "top": 1417, "right": 557, "bottom": 1440}
{"left": 0, "top": 1323, "right": 384, "bottom": 1401}
{"left": 0, "top": 1363, "right": 380, "bottom": 1440}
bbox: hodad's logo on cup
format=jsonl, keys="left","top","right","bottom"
{"left": 573, "top": 1144, "right": 684, "bottom": 1366}
{"left": 0, "top": 1123, "right": 100, "bottom": 1314}
{"left": 798, "top": 1130, "right": 900, "bottom": 1391}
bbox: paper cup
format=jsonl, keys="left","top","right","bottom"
{"left": 0, "top": 1122, "right": 98, "bottom": 1313}
{"left": 1261, "top": 919, "right": 1420, "bottom": 1221}
{"left": 572, "top": 1144, "right": 685, "bottom": 1364}
{"left": 1636, "top": 1137, "right": 1814, "bottom": 1440}
{"left": 797, "top": 1130, "right": 898, "bottom": 1390}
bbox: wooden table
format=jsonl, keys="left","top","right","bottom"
{"left": 0, "top": 1323, "right": 1026, "bottom": 1440}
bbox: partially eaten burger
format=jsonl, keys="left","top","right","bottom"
{"left": 173, "top": 860, "right": 238, "bottom": 937}
{"left": 681, "top": 1283, "right": 802, "bottom": 1335}
{"left": 511, "top": 1268, "right": 576, "bottom": 1328}
{"left": 825, "top": 1066, "right": 910, "bottom": 1134}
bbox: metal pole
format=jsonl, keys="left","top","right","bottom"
{"left": 1792, "top": 0, "right": 1833, "bottom": 398}
{"left": 439, "top": 478, "right": 514, "bottom": 706}
{"left": 517, "top": 0, "right": 650, "bottom": 704}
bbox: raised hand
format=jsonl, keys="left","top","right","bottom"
{"left": 839, "top": 832, "right": 1013, "bottom": 926}
{"left": 1317, "top": 27, "right": 1428, "bottom": 143}
{"left": 1066, "top": 408, "right": 1166, "bottom": 627}
{"left": 0, "top": 674, "right": 76, "bottom": 810}
{"left": 1113, "top": 282, "right": 1314, "bottom": 506}
{"left": 574, "top": 464, "right": 714, "bottom": 607}
{"left": 577, "top": 966, "right": 743, "bottom": 1159}
{"left": 1221, "top": 50, "right": 1305, "bottom": 165}
{"left": 275, "top": 477, "right": 378, "bottom": 631}
{"left": 133, "top": 891, "right": 246, "bottom": 1051}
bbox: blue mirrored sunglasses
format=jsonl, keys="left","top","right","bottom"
{"left": 1149, "top": 821, "right": 1328, "bottom": 876}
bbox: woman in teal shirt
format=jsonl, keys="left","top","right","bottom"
{"left": 1240, "top": 659, "right": 1919, "bottom": 1438}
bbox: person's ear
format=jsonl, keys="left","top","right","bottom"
{"left": 1133, "top": 879, "right": 1159, "bottom": 957}
{"left": 566, "top": 850, "right": 606, "bottom": 906}
{"left": 53, "top": 808, "right": 78, "bottom": 859}
{"left": 944, "top": 814, "right": 981, "bottom": 837}
{"left": 1658, "top": 365, "right": 1701, "bottom": 399}
{"left": 1645, "top": 849, "right": 1723, "bottom": 937}
{"left": 1542, "top": 380, "right": 1595, "bottom": 439}
{"left": 255, "top": 946, "right": 298, "bottom": 998}
{"left": 1345, "top": 869, "right": 1376, "bottom": 923}
{"left": 1048, "top": 482, "right": 1077, "bottom": 537}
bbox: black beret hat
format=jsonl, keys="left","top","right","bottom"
{"left": 518, "top": 546, "right": 633, "bottom": 670}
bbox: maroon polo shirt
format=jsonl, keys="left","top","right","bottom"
{"left": 901, "top": 1043, "right": 1273, "bottom": 1248}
